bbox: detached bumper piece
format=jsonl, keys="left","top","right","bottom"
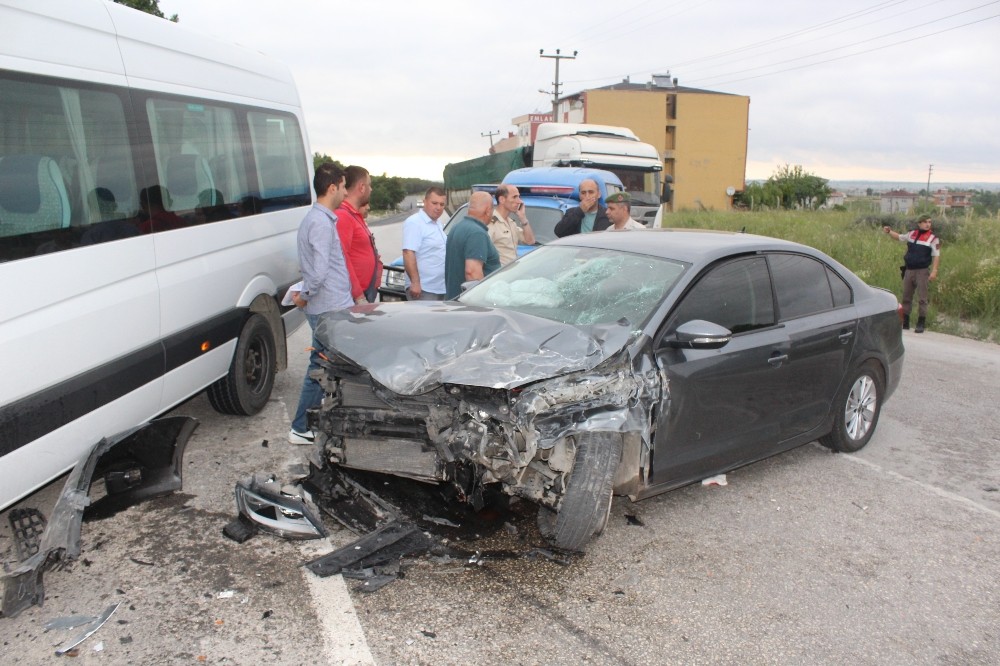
{"left": 1, "top": 416, "right": 197, "bottom": 619}
{"left": 305, "top": 520, "right": 433, "bottom": 592}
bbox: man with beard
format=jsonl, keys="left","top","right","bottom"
{"left": 336, "top": 165, "right": 382, "bottom": 304}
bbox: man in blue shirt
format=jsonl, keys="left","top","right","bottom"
{"left": 401, "top": 186, "right": 448, "bottom": 300}
{"left": 288, "top": 162, "right": 352, "bottom": 444}
{"left": 444, "top": 191, "right": 500, "bottom": 299}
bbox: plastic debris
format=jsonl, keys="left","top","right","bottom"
{"left": 422, "top": 515, "right": 461, "bottom": 528}
{"left": 217, "top": 590, "right": 235, "bottom": 599}
{"left": 701, "top": 474, "right": 728, "bottom": 487}
{"left": 8, "top": 507, "right": 46, "bottom": 561}
{"left": 44, "top": 614, "right": 97, "bottom": 631}
{"left": 55, "top": 602, "right": 120, "bottom": 656}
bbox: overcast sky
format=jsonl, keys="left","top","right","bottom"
{"left": 161, "top": 0, "right": 999, "bottom": 184}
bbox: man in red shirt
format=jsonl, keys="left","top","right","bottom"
{"left": 335, "top": 165, "right": 382, "bottom": 304}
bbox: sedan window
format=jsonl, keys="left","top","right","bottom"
{"left": 769, "top": 254, "right": 839, "bottom": 320}
{"left": 668, "top": 257, "right": 775, "bottom": 334}
{"left": 829, "top": 267, "right": 853, "bottom": 307}
{"left": 460, "top": 245, "right": 686, "bottom": 327}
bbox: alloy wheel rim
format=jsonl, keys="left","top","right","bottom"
{"left": 844, "top": 375, "right": 876, "bottom": 441}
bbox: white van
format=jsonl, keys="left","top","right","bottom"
{"left": 0, "top": 0, "right": 311, "bottom": 510}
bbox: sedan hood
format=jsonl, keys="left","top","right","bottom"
{"left": 314, "top": 303, "right": 634, "bottom": 395}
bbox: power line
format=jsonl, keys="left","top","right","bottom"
{"left": 560, "top": 0, "right": 998, "bottom": 90}
{"left": 692, "top": 11, "right": 1000, "bottom": 87}
{"left": 687, "top": 1, "right": 1000, "bottom": 86}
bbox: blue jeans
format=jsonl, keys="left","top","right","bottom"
{"left": 291, "top": 313, "right": 323, "bottom": 433}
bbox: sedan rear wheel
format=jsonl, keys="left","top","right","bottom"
{"left": 820, "top": 361, "right": 884, "bottom": 453}
{"left": 536, "top": 432, "right": 623, "bottom": 552}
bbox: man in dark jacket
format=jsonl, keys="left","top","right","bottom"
{"left": 554, "top": 178, "right": 611, "bottom": 237}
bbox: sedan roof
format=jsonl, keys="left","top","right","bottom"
{"left": 550, "top": 228, "right": 815, "bottom": 265}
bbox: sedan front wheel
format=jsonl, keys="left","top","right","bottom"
{"left": 536, "top": 432, "right": 623, "bottom": 552}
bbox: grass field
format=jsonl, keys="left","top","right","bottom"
{"left": 663, "top": 209, "right": 1000, "bottom": 343}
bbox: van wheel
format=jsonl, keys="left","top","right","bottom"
{"left": 208, "top": 314, "right": 276, "bottom": 416}
{"left": 536, "top": 432, "right": 623, "bottom": 552}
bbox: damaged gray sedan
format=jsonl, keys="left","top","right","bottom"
{"left": 311, "top": 230, "right": 904, "bottom": 551}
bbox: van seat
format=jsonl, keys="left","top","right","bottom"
{"left": 0, "top": 155, "right": 72, "bottom": 237}
{"left": 165, "top": 153, "right": 215, "bottom": 211}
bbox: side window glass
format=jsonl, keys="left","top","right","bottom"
{"left": 0, "top": 76, "right": 133, "bottom": 262}
{"left": 146, "top": 98, "right": 248, "bottom": 229}
{"left": 770, "top": 254, "right": 834, "bottom": 320}
{"left": 247, "top": 111, "right": 309, "bottom": 209}
{"left": 828, "top": 267, "right": 853, "bottom": 307}
{"left": 669, "top": 257, "right": 774, "bottom": 334}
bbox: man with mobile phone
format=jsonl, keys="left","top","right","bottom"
{"left": 489, "top": 184, "right": 535, "bottom": 265}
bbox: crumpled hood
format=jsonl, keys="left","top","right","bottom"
{"left": 314, "top": 302, "right": 634, "bottom": 395}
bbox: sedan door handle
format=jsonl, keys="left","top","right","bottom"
{"left": 767, "top": 353, "right": 788, "bottom": 367}
{"left": 838, "top": 330, "right": 855, "bottom": 344}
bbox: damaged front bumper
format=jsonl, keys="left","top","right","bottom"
{"left": 1, "top": 416, "right": 197, "bottom": 619}
{"left": 314, "top": 346, "right": 659, "bottom": 513}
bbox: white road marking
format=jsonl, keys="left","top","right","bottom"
{"left": 839, "top": 449, "right": 1000, "bottom": 520}
{"left": 300, "top": 538, "right": 376, "bottom": 666}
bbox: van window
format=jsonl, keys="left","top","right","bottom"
{"left": 146, "top": 97, "right": 248, "bottom": 219}
{"left": 0, "top": 75, "right": 135, "bottom": 261}
{"left": 247, "top": 111, "right": 309, "bottom": 203}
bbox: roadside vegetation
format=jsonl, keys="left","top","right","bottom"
{"left": 665, "top": 207, "right": 1000, "bottom": 343}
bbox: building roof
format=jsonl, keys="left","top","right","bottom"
{"left": 584, "top": 80, "right": 739, "bottom": 96}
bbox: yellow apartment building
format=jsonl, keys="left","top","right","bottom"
{"left": 559, "top": 74, "right": 750, "bottom": 212}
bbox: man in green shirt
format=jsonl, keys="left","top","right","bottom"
{"left": 445, "top": 191, "right": 501, "bottom": 299}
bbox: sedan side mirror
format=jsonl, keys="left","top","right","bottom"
{"left": 663, "top": 319, "right": 732, "bottom": 350}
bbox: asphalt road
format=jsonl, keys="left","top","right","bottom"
{"left": 1, "top": 219, "right": 997, "bottom": 664}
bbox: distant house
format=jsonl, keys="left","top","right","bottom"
{"left": 880, "top": 190, "right": 917, "bottom": 214}
{"left": 821, "top": 191, "right": 845, "bottom": 208}
{"left": 933, "top": 189, "right": 973, "bottom": 210}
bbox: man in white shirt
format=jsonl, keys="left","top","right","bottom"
{"left": 605, "top": 192, "right": 645, "bottom": 230}
{"left": 401, "top": 187, "right": 448, "bottom": 300}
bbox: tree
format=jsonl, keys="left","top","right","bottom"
{"left": 766, "top": 164, "right": 833, "bottom": 210}
{"left": 113, "top": 0, "right": 178, "bottom": 22}
{"left": 972, "top": 189, "right": 1000, "bottom": 217}
{"left": 313, "top": 152, "right": 345, "bottom": 171}
{"left": 370, "top": 174, "right": 405, "bottom": 211}
{"left": 399, "top": 177, "right": 444, "bottom": 195}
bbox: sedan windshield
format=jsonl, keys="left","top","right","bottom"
{"left": 460, "top": 245, "right": 687, "bottom": 327}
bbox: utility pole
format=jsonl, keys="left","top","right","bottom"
{"left": 926, "top": 164, "right": 933, "bottom": 200}
{"left": 539, "top": 48, "right": 577, "bottom": 123}
{"left": 480, "top": 130, "right": 500, "bottom": 148}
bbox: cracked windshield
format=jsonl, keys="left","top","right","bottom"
{"left": 460, "top": 245, "right": 687, "bottom": 327}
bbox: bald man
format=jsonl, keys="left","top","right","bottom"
{"left": 444, "top": 191, "right": 501, "bottom": 298}
{"left": 554, "top": 178, "right": 611, "bottom": 237}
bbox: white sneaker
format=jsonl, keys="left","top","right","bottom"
{"left": 288, "top": 429, "right": 315, "bottom": 445}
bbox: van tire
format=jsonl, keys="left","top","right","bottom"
{"left": 208, "top": 314, "right": 276, "bottom": 416}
